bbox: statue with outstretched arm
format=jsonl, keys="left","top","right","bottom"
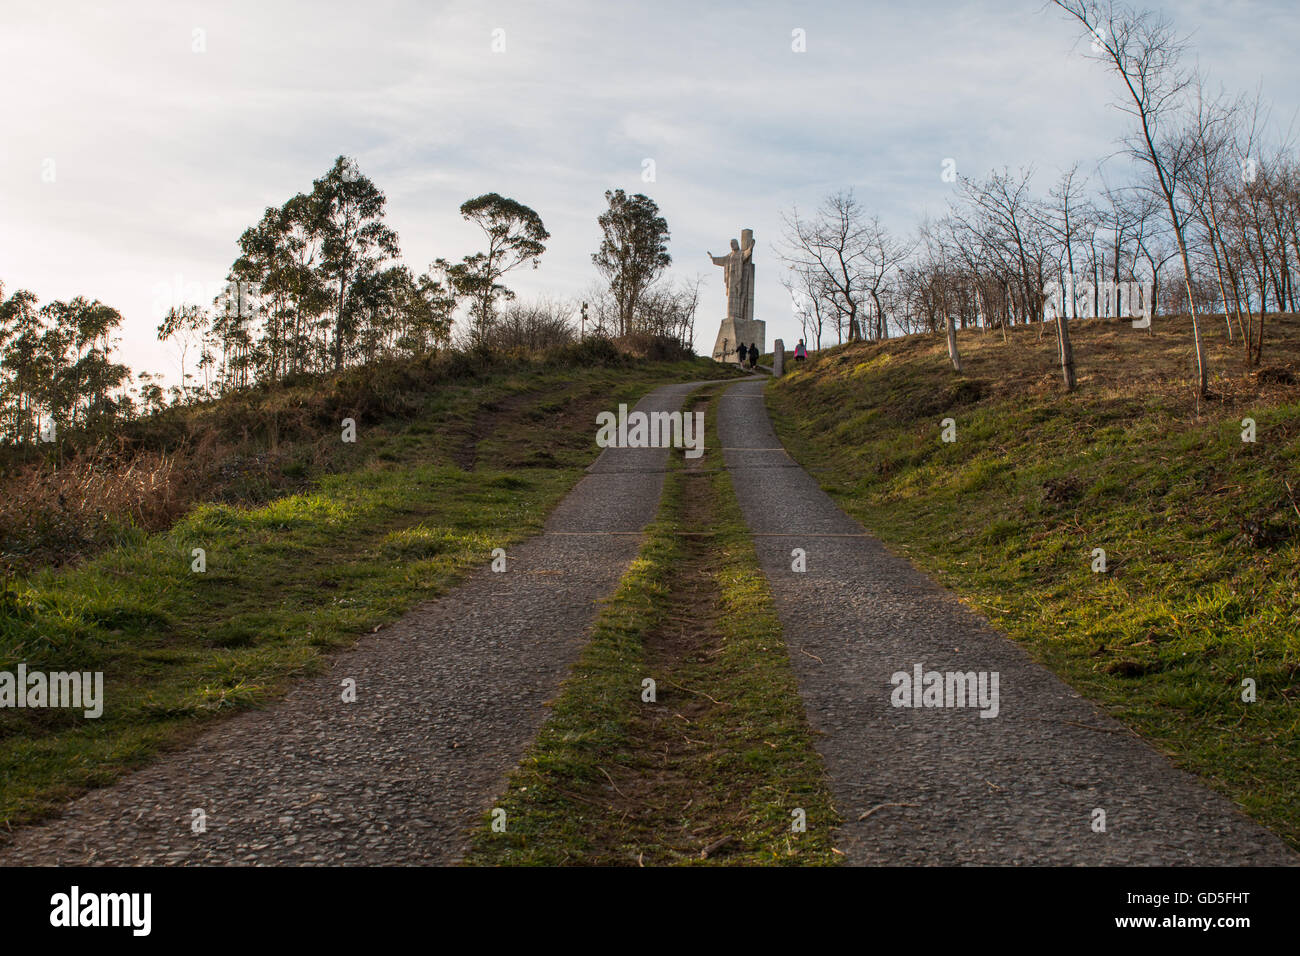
{"left": 708, "top": 228, "right": 762, "bottom": 362}
{"left": 707, "top": 240, "right": 754, "bottom": 267}
{"left": 709, "top": 238, "right": 754, "bottom": 322}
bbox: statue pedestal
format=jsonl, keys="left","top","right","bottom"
{"left": 711, "top": 317, "right": 766, "bottom": 363}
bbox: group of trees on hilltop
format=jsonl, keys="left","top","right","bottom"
{"left": 0, "top": 285, "right": 136, "bottom": 444}
{"left": 784, "top": 1, "right": 1299, "bottom": 394}
{"left": 175, "top": 156, "right": 458, "bottom": 393}
{"left": 164, "top": 163, "right": 702, "bottom": 398}
{"left": 157, "top": 170, "right": 693, "bottom": 401}
{"left": 2, "top": 164, "right": 697, "bottom": 445}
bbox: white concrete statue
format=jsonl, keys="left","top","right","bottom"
{"left": 710, "top": 228, "right": 765, "bottom": 362}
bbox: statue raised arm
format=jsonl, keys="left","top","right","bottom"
{"left": 709, "top": 237, "right": 751, "bottom": 322}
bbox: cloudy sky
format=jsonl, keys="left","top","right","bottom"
{"left": 2, "top": 0, "right": 1297, "bottom": 382}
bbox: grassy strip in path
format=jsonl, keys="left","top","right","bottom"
{"left": 766, "top": 317, "right": 1300, "bottom": 849}
{"left": 0, "top": 358, "right": 724, "bottom": 834}
{"left": 464, "top": 387, "right": 840, "bottom": 866}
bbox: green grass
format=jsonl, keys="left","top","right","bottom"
{"left": 464, "top": 387, "right": 840, "bottom": 866}
{"left": 0, "top": 355, "right": 726, "bottom": 832}
{"left": 766, "top": 315, "right": 1300, "bottom": 849}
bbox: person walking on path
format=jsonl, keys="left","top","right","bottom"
{"left": 748, "top": 343, "right": 759, "bottom": 370}
{"left": 795, "top": 339, "right": 808, "bottom": 362}
{"left": 735, "top": 341, "right": 746, "bottom": 365}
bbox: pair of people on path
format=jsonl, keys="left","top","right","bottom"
{"left": 736, "top": 341, "right": 759, "bottom": 370}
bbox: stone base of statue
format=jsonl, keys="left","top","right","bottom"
{"left": 712, "top": 317, "right": 766, "bottom": 364}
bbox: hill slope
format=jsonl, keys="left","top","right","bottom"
{"left": 0, "top": 344, "right": 731, "bottom": 833}
{"left": 767, "top": 315, "right": 1300, "bottom": 848}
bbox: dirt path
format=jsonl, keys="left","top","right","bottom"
{"left": 717, "top": 377, "right": 1297, "bottom": 865}
{"left": 0, "top": 381, "right": 715, "bottom": 866}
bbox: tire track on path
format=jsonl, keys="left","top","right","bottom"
{"left": 717, "top": 377, "right": 1296, "bottom": 865}
{"left": 0, "top": 380, "right": 717, "bottom": 866}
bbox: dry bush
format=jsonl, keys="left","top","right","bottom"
{"left": 483, "top": 299, "right": 577, "bottom": 352}
{"left": 609, "top": 333, "right": 694, "bottom": 362}
{"left": 0, "top": 445, "right": 187, "bottom": 570}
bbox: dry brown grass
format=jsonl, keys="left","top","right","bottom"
{"left": 0, "top": 434, "right": 336, "bottom": 573}
{"left": 0, "top": 444, "right": 187, "bottom": 571}
{"left": 824, "top": 312, "right": 1300, "bottom": 417}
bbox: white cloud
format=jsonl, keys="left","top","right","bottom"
{"left": 1, "top": 0, "right": 1296, "bottom": 379}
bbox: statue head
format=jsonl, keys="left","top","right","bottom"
{"left": 730, "top": 238, "right": 740, "bottom": 252}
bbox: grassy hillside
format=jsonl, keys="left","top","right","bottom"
{"left": 1, "top": 341, "right": 697, "bottom": 573}
{"left": 0, "top": 343, "right": 732, "bottom": 833}
{"left": 767, "top": 315, "right": 1300, "bottom": 848}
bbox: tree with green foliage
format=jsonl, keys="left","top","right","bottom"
{"left": 444, "top": 193, "right": 549, "bottom": 346}
{"left": 591, "top": 189, "right": 672, "bottom": 337}
{"left": 0, "top": 285, "right": 46, "bottom": 442}
{"left": 41, "top": 297, "right": 130, "bottom": 429}
{"left": 313, "top": 157, "right": 402, "bottom": 370}
{"left": 1, "top": 288, "right": 129, "bottom": 442}
{"left": 157, "top": 303, "right": 209, "bottom": 401}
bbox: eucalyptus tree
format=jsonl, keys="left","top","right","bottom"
{"left": 444, "top": 192, "right": 549, "bottom": 347}
{"left": 0, "top": 286, "right": 45, "bottom": 442}
{"left": 312, "top": 157, "right": 401, "bottom": 370}
{"left": 592, "top": 189, "right": 671, "bottom": 337}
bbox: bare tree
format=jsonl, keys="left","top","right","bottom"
{"left": 780, "top": 190, "right": 877, "bottom": 342}
{"left": 1036, "top": 165, "right": 1094, "bottom": 389}
{"left": 1092, "top": 179, "right": 1146, "bottom": 319}
{"left": 1053, "top": 0, "right": 1210, "bottom": 394}
{"left": 634, "top": 277, "right": 701, "bottom": 349}
{"left": 951, "top": 168, "right": 1049, "bottom": 335}
{"left": 859, "top": 216, "right": 915, "bottom": 340}
{"left": 919, "top": 222, "right": 966, "bottom": 371}
{"left": 483, "top": 296, "right": 577, "bottom": 351}
{"left": 782, "top": 266, "right": 833, "bottom": 350}
{"left": 1181, "top": 76, "right": 1244, "bottom": 342}
{"left": 1134, "top": 213, "right": 1179, "bottom": 318}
